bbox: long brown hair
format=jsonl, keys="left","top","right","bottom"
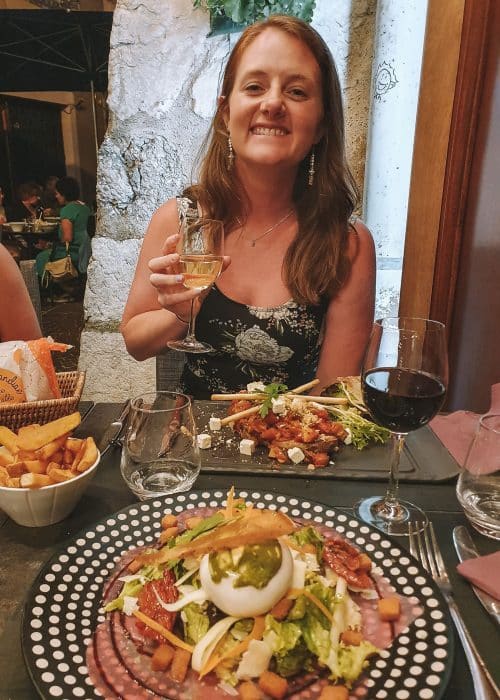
{"left": 185, "top": 15, "right": 358, "bottom": 305}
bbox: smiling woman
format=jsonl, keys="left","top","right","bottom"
{"left": 121, "top": 15, "right": 375, "bottom": 399}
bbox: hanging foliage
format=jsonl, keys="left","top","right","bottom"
{"left": 193, "top": 0, "right": 316, "bottom": 34}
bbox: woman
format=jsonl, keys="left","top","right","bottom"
{"left": 121, "top": 16, "right": 375, "bottom": 398}
{"left": 0, "top": 245, "right": 42, "bottom": 342}
{"left": 36, "top": 176, "right": 91, "bottom": 283}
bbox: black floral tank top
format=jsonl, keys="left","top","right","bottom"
{"left": 176, "top": 197, "right": 328, "bottom": 398}
{"left": 181, "top": 286, "right": 328, "bottom": 398}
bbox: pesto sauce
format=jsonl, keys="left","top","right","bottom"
{"left": 209, "top": 541, "right": 282, "bottom": 589}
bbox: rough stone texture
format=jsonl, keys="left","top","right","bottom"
{"left": 79, "top": 0, "right": 399, "bottom": 401}
{"left": 85, "top": 238, "right": 141, "bottom": 326}
{"left": 79, "top": 330, "right": 156, "bottom": 402}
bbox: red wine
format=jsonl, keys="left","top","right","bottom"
{"left": 362, "top": 368, "right": 446, "bottom": 433}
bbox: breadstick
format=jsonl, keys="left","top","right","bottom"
{"left": 220, "top": 404, "right": 261, "bottom": 426}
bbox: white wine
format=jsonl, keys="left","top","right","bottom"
{"left": 180, "top": 255, "right": 223, "bottom": 290}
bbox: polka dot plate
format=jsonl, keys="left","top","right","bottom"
{"left": 22, "top": 489, "right": 453, "bottom": 700}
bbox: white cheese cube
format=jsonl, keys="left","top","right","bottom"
{"left": 287, "top": 446, "right": 305, "bottom": 464}
{"left": 271, "top": 396, "right": 287, "bottom": 414}
{"left": 209, "top": 416, "right": 222, "bottom": 431}
{"left": 247, "top": 381, "right": 266, "bottom": 393}
{"left": 197, "top": 433, "right": 212, "bottom": 449}
{"left": 239, "top": 439, "right": 255, "bottom": 456}
{"left": 122, "top": 596, "right": 139, "bottom": 616}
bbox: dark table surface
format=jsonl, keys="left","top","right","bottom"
{"left": 1, "top": 403, "right": 499, "bottom": 700}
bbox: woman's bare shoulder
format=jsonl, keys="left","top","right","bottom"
{"left": 143, "top": 197, "right": 180, "bottom": 244}
{"left": 347, "top": 218, "right": 375, "bottom": 259}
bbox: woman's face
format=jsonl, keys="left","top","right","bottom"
{"left": 55, "top": 190, "right": 65, "bottom": 206}
{"left": 224, "top": 28, "right": 324, "bottom": 173}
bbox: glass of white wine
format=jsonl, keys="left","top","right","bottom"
{"left": 167, "top": 217, "right": 224, "bottom": 353}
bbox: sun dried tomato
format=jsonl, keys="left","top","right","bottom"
{"left": 136, "top": 568, "right": 178, "bottom": 641}
{"left": 323, "top": 539, "right": 375, "bottom": 590}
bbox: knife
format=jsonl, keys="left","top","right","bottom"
{"left": 453, "top": 526, "right": 500, "bottom": 627}
{"left": 98, "top": 401, "right": 130, "bottom": 456}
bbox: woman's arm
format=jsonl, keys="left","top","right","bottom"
{"left": 60, "top": 217, "right": 73, "bottom": 244}
{"left": 120, "top": 199, "right": 201, "bottom": 361}
{"left": 314, "top": 221, "right": 376, "bottom": 392}
{"left": 0, "top": 246, "right": 42, "bottom": 341}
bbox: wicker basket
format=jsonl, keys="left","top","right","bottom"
{"left": 0, "top": 371, "right": 86, "bottom": 431}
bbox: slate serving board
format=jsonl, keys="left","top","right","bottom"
{"left": 194, "top": 401, "right": 460, "bottom": 483}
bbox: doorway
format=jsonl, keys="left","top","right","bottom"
{"left": 0, "top": 95, "right": 66, "bottom": 202}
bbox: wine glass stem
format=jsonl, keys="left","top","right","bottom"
{"left": 382, "top": 432, "right": 406, "bottom": 513}
{"left": 185, "top": 298, "right": 196, "bottom": 341}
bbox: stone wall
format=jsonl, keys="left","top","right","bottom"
{"left": 79, "top": 0, "right": 416, "bottom": 402}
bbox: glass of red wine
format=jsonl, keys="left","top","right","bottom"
{"left": 355, "top": 317, "right": 448, "bottom": 535}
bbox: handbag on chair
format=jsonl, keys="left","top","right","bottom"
{"left": 41, "top": 242, "right": 78, "bottom": 288}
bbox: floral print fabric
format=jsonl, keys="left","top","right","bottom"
{"left": 181, "top": 285, "right": 327, "bottom": 398}
{"left": 176, "top": 196, "right": 327, "bottom": 398}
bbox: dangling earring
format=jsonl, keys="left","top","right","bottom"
{"left": 308, "top": 149, "right": 315, "bottom": 186}
{"left": 227, "top": 134, "right": 234, "bottom": 170}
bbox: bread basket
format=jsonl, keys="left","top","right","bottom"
{"left": 0, "top": 371, "right": 85, "bottom": 430}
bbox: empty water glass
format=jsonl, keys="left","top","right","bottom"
{"left": 120, "top": 391, "right": 200, "bottom": 500}
{"left": 456, "top": 413, "right": 500, "bottom": 540}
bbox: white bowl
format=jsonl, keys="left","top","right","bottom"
{"left": 7, "top": 221, "right": 26, "bottom": 233}
{"left": 0, "top": 451, "right": 100, "bottom": 527}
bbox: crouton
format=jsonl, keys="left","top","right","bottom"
{"left": 258, "top": 670, "right": 288, "bottom": 699}
{"left": 378, "top": 596, "right": 401, "bottom": 622}
{"left": 169, "top": 647, "right": 191, "bottom": 683}
{"left": 151, "top": 643, "right": 175, "bottom": 672}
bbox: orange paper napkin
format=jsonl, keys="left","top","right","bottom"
{"left": 457, "top": 550, "right": 500, "bottom": 601}
{"left": 429, "top": 383, "right": 500, "bottom": 466}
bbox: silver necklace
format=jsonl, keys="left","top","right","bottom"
{"left": 236, "top": 208, "right": 294, "bottom": 247}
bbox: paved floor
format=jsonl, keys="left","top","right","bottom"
{"left": 41, "top": 298, "right": 85, "bottom": 372}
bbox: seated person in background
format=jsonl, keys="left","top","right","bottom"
{"left": 121, "top": 16, "right": 375, "bottom": 399}
{"left": 0, "top": 244, "right": 42, "bottom": 341}
{"left": 7, "top": 182, "right": 43, "bottom": 222}
{"left": 36, "top": 176, "right": 92, "bottom": 284}
{"left": 41, "top": 175, "right": 61, "bottom": 217}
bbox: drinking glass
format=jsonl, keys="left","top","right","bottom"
{"left": 120, "top": 391, "right": 200, "bottom": 500}
{"left": 355, "top": 317, "right": 448, "bottom": 535}
{"left": 456, "top": 413, "right": 500, "bottom": 540}
{"left": 168, "top": 217, "right": 224, "bottom": 353}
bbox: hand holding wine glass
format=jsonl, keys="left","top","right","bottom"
{"left": 168, "top": 217, "right": 224, "bottom": 354}
{"left": 355, "top": 317, "right": 448, "bottom": 535}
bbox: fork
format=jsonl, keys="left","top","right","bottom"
{"left": 408, "top": 521, "right": 499, "bottom": 700}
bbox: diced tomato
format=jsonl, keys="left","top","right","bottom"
{"left": 268, "top": 446, "right": 288, "bottom": 463}
{"left": 301, "top": 426, "right": 319, "bottom": 443}
{"left": 265, "top": 412, "right": 278, "bottom": 426}
{"left": 312, "top": 407, "right": 329, "bottom": 420}
{"left": 260, "top": 428, "right": 279, "bottom": 441}
{"left": 306, "top": 452, "right": 330, "bottom": 468}
{"left": 136, "top": 568, "right": 178, "bottom": 642}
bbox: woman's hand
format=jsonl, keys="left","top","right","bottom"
{"left": 148, "top": 233, "right": 198, "bottom": 322}
{"left": 148, "top": 233, "right": 231, "bottom": 322}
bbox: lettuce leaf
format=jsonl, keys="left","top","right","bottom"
{"left": 289, "top": 525, "right": 324, "bottom": 560}
{"left": 104, "top": 563, "right": 164, "bottom": 612}
{"left": 181, "top": 602, "right": 210, "bottom": 645}
{"left": 337, "top": 640, "right": 379, "bottom": 683}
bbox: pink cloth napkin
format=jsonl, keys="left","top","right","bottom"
{"left": 429, "top": 383, "right": 500, "bottom": 466}
{"left": 457, "top": 550, "right": 500, "bottom": 601}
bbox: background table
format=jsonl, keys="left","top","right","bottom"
{"left": 1, "top": 403, "right": 498, "bottom": 699}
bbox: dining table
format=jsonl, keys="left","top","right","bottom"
{"left": 1, "top": 222, "right": 58, "bottom": 260}
{"left": 0, "top": 401, "right": 499, "bottom": 700}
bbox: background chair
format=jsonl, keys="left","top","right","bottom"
{"left": 156, "top": 350, "right": 185, "bottom": 391}
{"left": 19, "top": 259, "right": 43, "bottom": 330}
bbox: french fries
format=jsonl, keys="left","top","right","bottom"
{"left": 0, "top": 413, "right": 99, "bottom": 489}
